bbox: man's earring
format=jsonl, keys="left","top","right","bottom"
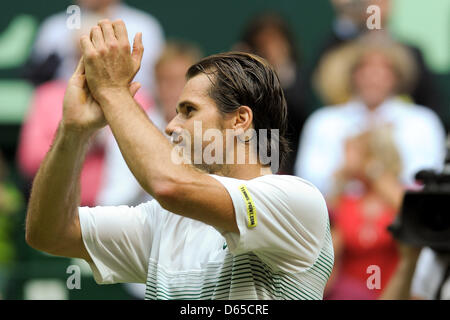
{"left": 237, "top": 129, "right": 256, "bottom": 143}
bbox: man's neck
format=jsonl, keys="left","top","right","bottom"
{"left": 366, "top": 102, "right": 381, "bottom": 111}
{"left": 198, "top": 143, "right": 275, "bottom": 180}
{"left": 216, "top": 163, "right": 272, "bottom": 180}
{"left": 361, "top": 95, "right": 394, "bottom": 112}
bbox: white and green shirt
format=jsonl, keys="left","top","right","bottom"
{"left": 79, "top": 174, "right": 334, "bottom": 300}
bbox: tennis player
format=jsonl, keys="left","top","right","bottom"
{"left": 26, "top": 19, "right": 333, "bottom": 300}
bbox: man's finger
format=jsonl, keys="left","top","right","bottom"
{"left": 131, "top": 32, "right": 144, "bottom": 70}
{"left": 98, "top": 19, "right": 117, "bottom": 46}
{"left": 80, "top": 35, "right": 96, "bottom": 58}
{"left": 129, "top": 82, "right": 141, "bottom": 97}
{"left": 74, "top": 57, "right": 85, "bottom": 76}
{"left": 90, "top": 26, "right": 106, "bottom": 51}
{"left": 112, "top": 19, "right": 129, "bottom": 45}
{"left": 69, "top": 57, "right": 86, "bottom": 88}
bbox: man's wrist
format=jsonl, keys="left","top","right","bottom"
{"left": 94, "top": 86, "right": 130, "bottom": 105}
{"left": 58, "top": 122, "right": 95, "bottom": 146}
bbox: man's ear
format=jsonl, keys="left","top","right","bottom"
{"left": 233, "top": 105, "right": 253, "bottom": 134}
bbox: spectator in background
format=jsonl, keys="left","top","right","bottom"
{"left": 152, "top": 41, "right": 203, "bottom": 128}
{"left": 295, "top": 36, "right": 447, "bottom": 197}
{"left": 312, "top": 0, "right": 443, "bottom": 118}
{"left": 17, "top": 19, "right": 152, "bottom": 207}
{"left": 295, "top": 36, "right": 447, "bottom": 298}
{"left": 382, "top": 142, "right": 450, "bottom": 300}
{"left": 235, "top": 12, "right": 309, "bottom": 174}
{"left": 411, "top": 248, "right": 450, "bottom": 299}
{"left": 0, "top": 151, "right": 23, "bottom": 299}
{"left": 382, "top": 244, "right": 450, "bottom": 300}
{"left": 312, "top": 41, "right": 357, "bottom": 106}
{"left": 24, "top": 0, "right": 164, "bottom": 92}
{"left": 325, "top": 127, "right": 404, "bottom": 299}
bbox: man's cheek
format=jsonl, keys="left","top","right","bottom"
{"left": 191, "top": 131, "right": 204, "bottom": 164}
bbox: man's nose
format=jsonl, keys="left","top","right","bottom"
{"left": 165, "top": 117, "right": 180, "bottom": 137}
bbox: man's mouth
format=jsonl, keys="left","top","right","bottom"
{"left": 170, "top": 128, "right": 189, "bottom": 147}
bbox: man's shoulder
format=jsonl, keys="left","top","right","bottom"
{"left": 304, "top": 102, "right": 356, "bottom": 134}
{"left": 138, "top": 199, "right": 201, "bottom": 226}
{"left": 251, "top": 175, "right": 331, "bottom": 269}
{"left": 392, "top": 100, "right": 445, "bottom": 133}
{"left": 307, "top": 105, "right": 342, "bottom": 124}
{"left": 214, "top": 174, "right": 323, "bottom": 199}
{"left": 250, "top": 174, "right": 317, "bottom": 193}
{"left": 401, "top": 101, "right": 442, "bottom": 123}
{"left": 211, "top": 174, "right": 328, "bottom": 219}
{"left": 250, "top": 175, "right": 328, "bottom": 220}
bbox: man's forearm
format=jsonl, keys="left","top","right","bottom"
{"left": 380, "top": 255, "right": 418, "bottom": 300}
{"left": 26, "top": 124, "right": 91, "bottom": 253}
{"left": 372, "top": 173, "right": 405, "bottom": 210}
{"left": 96, "top": 89, "right": 193, "bottom": 196}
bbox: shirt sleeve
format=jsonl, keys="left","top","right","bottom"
{"left": 410, "top": 247, "right": 445, "bottom": 299}
{"left": 397, "top": 107, "right": 447, "bottom": 186}
{"left": 78, "top": 200, "right": 161, "bottom": 284}
{"left": 210, "top": 174, "right": 330, "bottom": 274}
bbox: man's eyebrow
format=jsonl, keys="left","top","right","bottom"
{"left": 177, "top": 100, "right": 198, "bottom": 110}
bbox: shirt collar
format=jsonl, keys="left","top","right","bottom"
{"left": 349, "top": 96, "right": 401, "bottom": 116}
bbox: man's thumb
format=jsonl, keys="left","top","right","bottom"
{"left": 129, "top": 82, "right": 141, "bottom": 97}
{"left": 131, "top": 32, "right": 144, "bottom": 70}
{"left": 69, "top": 57, "right": 86, "bottom": 87}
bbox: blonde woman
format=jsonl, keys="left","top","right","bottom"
{"left": 325, "top": 126, "right": 405, "bottom": 299}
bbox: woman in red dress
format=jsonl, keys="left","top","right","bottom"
{"left": 325, "top": 126, "right": 405, "bottom": 299}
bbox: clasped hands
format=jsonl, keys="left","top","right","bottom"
{"left": 62, "top": 19, "right": 144, "bottom": 135}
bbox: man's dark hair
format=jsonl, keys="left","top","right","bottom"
{"left": 186, "top": 51, "right": 290, "bottom": 169}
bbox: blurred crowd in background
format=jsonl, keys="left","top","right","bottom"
{"left": 0, "top": 0, "right": 449, "bottom": 300}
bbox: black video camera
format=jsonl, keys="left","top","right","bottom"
{"left": 389, "top": 143, "right": 450, "bottom": 253}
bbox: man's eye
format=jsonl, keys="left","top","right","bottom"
{"left": 186, "top": 106, "right": 195, "bottom": 115}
